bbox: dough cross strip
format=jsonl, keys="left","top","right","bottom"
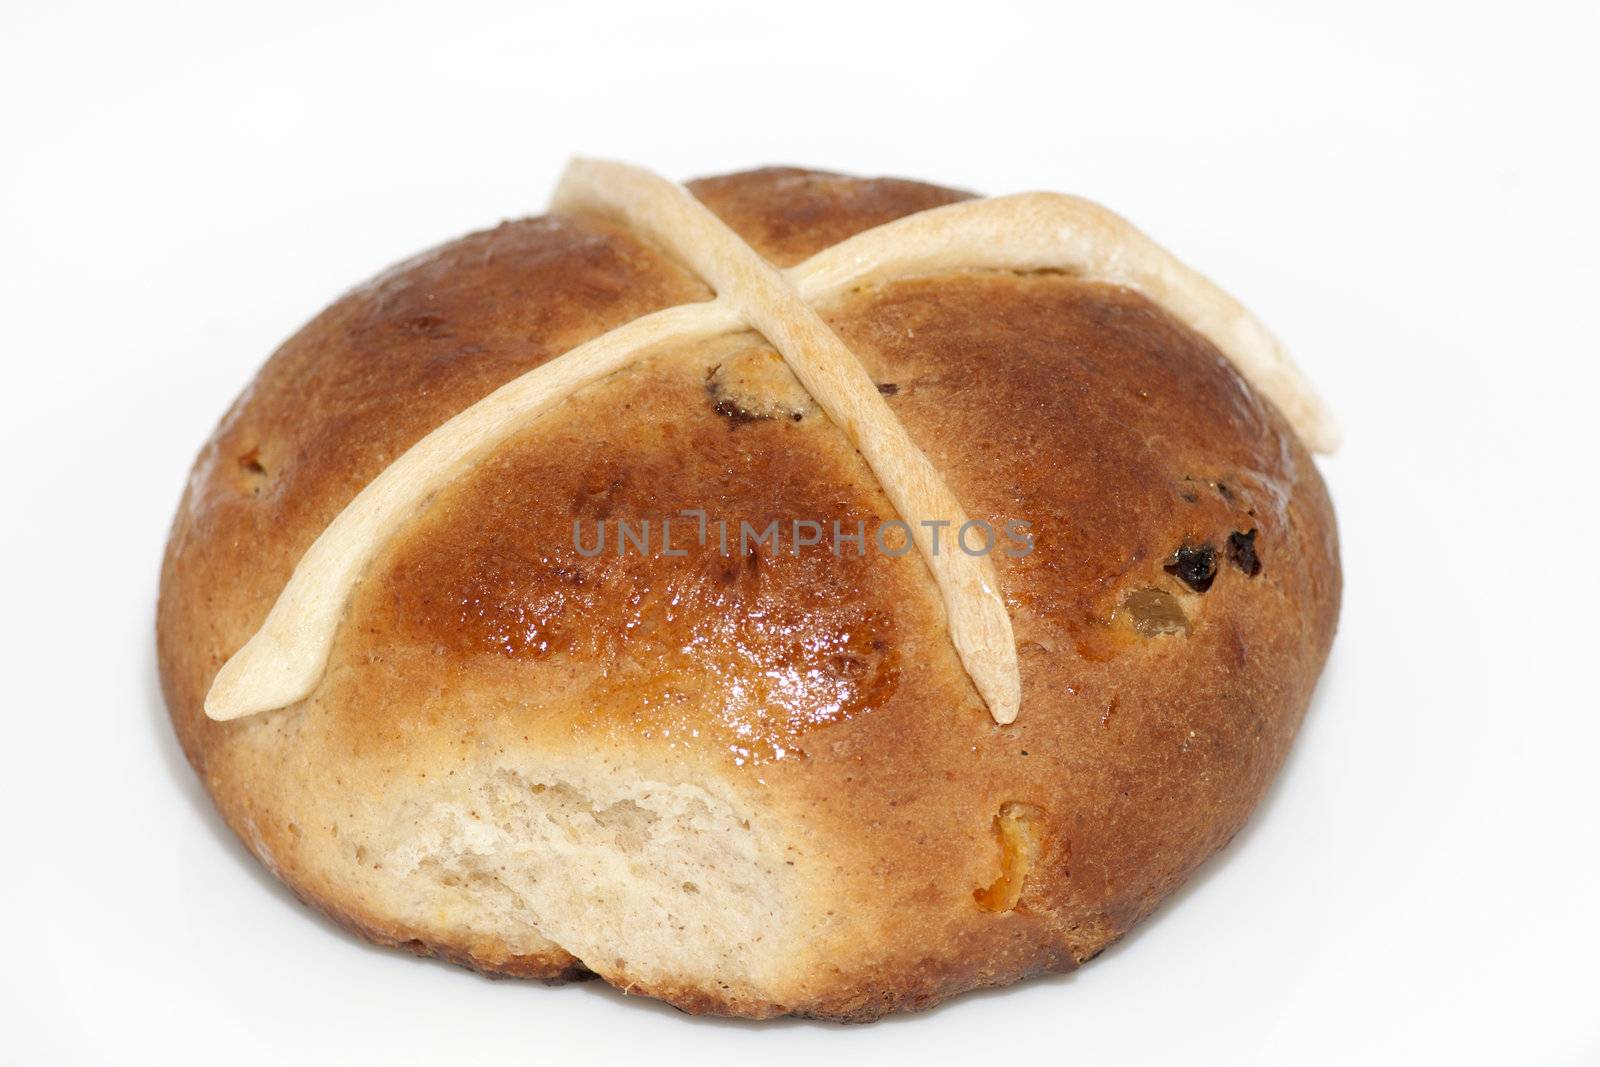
{"left": 204, "top": 159, "right": 1337, "bottom": 724}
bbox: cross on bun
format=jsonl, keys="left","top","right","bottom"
{"left": 158, "top": 162, "right": 1341, "bottom": 1021}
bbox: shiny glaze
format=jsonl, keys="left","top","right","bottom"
{"left": 354, "top": 338, "right": 921, "bottom": 764}
{"left": 159, "top": 165, "right": 1341, "bottom": 1017}
{"left": 825, "top": 274, "right": 1300, "bottom": 668}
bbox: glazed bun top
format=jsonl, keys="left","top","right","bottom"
{"left": 189, "top": 160, "right": 1335, "bottom": 731}
{"left": 166, "top": 158, "right": 1340, "bottom": 766}
{"left": 159, "top": 164, "right": 1339, "bottom": 1017}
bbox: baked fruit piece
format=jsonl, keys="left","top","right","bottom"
{"left": 158, "top": 163, "right": 1341, "bottom": 1021}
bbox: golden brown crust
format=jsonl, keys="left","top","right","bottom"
{"left": 159, "top": 211, "right": 712, "bottom": 742}
{"left": 159, "top": 212, "right": 711, "bottom": 981}
{"left": 686, "top": 166, "right": 974, "bottom": 267}
{"left": 805, "top": 275, "right": 1339, "bottom": 970}
{"left": 159, "top": 167, "right": 1339, "bottom": 1020}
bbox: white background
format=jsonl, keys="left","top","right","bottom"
{"left": 3, "top": 1, "right": 1596, "bottom": 1063}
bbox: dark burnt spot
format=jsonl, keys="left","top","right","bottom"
{"left": 1227, "top": 529, "right": 1262, "bottom": 576}
{"left": 876, "top": 382, "right": 900, "bottom": 396}
{"left": 712, "top": 397, "right": 769, "bottom": 424}
{"left": 1164, "top": 543, "right": 1218, "bottom": 593}
{"left": 716, "top": 398, "right": 758, "bottom": 422}
{"left": 705, "top": 373, "right": 776, "bottom": 425}
{"left": 1216, "top": 481, "right": 1235, "bottom": 501}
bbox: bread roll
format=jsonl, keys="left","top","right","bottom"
{"left": 158, "top": 162, "right": 1341, "bottom": 1020}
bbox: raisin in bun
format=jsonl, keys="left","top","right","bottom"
{"left": 158, "top": 161, "right": 1340, "bottom": 1021}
